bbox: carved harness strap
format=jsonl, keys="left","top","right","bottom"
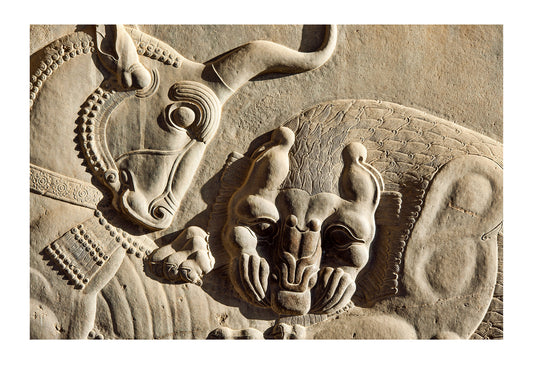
{"left": 30, "top": 163, "right": 155, "bottom": 290}
{"left": 30, "top": 163, "right": 103, "bottom": 209}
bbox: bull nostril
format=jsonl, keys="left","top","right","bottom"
{"left": 120, "top": 169, "right": 129, "bottom": 184}
{"left": 308, "top": 218, "right": 321, "bottom": 232}
{"left": 152, "top": 206, "right": 165, "bottom": 219}
{"left": 286, "top": 215, "right": 298, "bottom": 227}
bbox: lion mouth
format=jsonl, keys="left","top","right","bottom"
{"left": 277, "top": 252, "right": 319, "bottom": 292}
{"left": 270, "top": 262, "right": 356, "bottom": 316}
{"left": 271, "top": 288, "right": 313, "bottom": 316}
{"left": 269, "top": 255, "right": 319, "bottom": 315}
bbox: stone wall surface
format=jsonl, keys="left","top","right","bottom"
{"left": 29, "top": 24, "right": 502, "bottom": 339}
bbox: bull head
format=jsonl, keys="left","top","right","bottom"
{"left": 79, "top": 25, "right": 337, "bottom": 230}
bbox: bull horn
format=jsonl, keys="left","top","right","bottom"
{"left": 207, "top": 25, "right": 337, "bottom": 97}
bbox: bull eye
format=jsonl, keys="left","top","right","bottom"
{"left": 325, "top": 224, "right": 363, "bottom": 250}
{"left": 165, "top": 103, "right": 197, "bottom": 130}
{"left": 248, "top": 219, "right": 278, "bottom": 238}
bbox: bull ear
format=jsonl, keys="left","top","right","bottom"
{"left": 400, "top": 155, "right": 502, "bottom": 338}
{"left": 95, "top": 25, "right": 151, "bottom": 90}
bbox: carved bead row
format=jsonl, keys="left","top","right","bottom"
{"left": 30, "top": 33, "right": 95, "bottom": 109}
{"left": 95, "top": 210, "right": 152, "bottom": 259}
{"left": 72, "top": 224, "right": 109, "bottom": 266}
{"left": 135, "top": 41, "right": 181, "bottom": 68}
{"left": 77, "top": 87, "right": 114, "bottom": 177}
{"left": 43, "top": 243, "right": 88, "bottom": 290}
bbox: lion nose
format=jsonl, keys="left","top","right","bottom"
{"left": 282, "top": 216, "right": 322, "bottom": 259}
{"left": 277, "top": 216, "right": 322, "bottom": 291}
{"left": 308, "top": 218, "right": 321, "bottom": 232}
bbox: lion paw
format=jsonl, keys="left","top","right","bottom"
{"left": 311, "top": 267, "right": 356, "bottom": 314}
{"left": 265, "top": 323, "right": 306, "bottom": 339}
{"left": 230, "top": 253, "right": 270, "bottom": 307}
{"left": 148, "top": 226, "right": 215, "bottom": 286}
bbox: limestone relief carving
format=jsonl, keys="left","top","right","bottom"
{"left": 30, "top": 24, "right": 337, "bottom": 339}
{"left": 208, "top": 100, "right": 502, "bottom": 339}
{"left": 32, "top": 24, "right": 336, "bottom": 231}
{"left": 215, "top": 126, "right": 383, "bottom": 316}
{"left": 30, "top": 25, "right": 502, "bottom": 340}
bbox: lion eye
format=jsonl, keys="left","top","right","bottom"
{"left": 325, "top": 225, "right": 363, "bottom": 249}
{"left": 249, "top": 219, "right": 277, "bottom": 238}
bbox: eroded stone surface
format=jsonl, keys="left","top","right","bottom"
{"left": 30, "top": 25, "right": 502, "bottom": 339}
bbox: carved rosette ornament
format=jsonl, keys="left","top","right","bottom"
{"left": 30, "top": 25, "right": 502, "bottom": 340}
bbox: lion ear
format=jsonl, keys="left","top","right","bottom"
{"left": 340, "top": 142, "right": 383, "bottom": 207}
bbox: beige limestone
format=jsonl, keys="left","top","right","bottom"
{"left": 30, "top": 25, "right": 502, "bottom": 339}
